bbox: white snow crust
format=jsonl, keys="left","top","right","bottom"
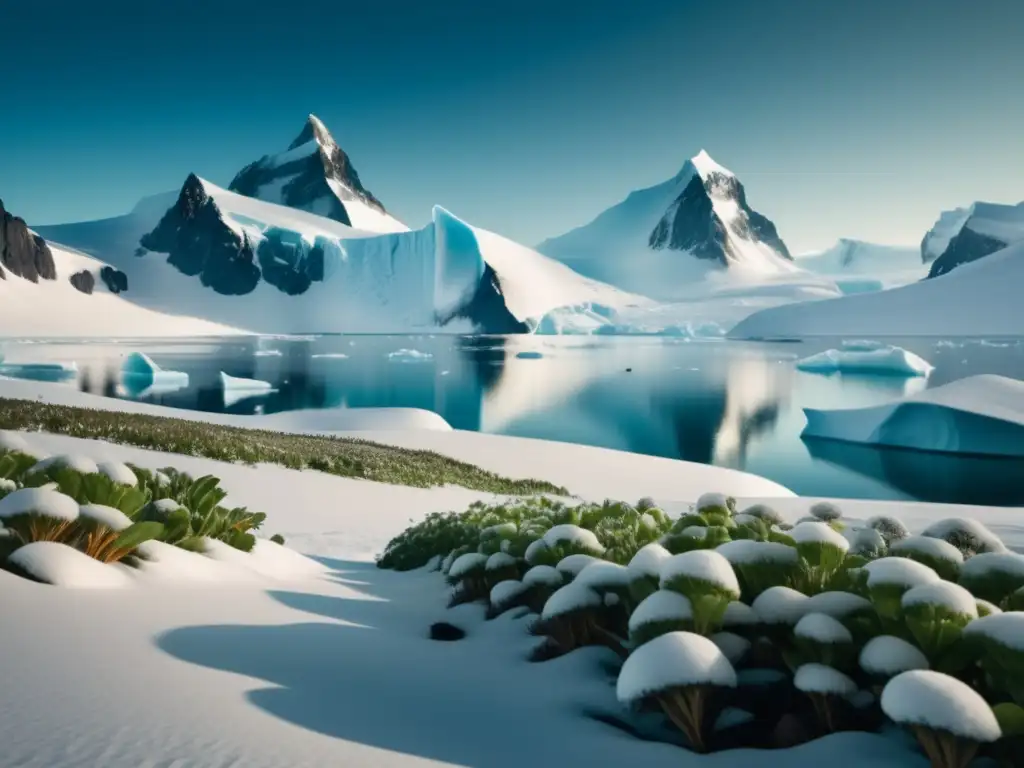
{"left": 696, "top": 492, "right": 731, "bottom": 512}
{"left": 960, "top": 551, "right": 1024, "bottom": 580}
{"left": 659, "top": 550, "right": 740, "bottom": 596}
{"left": 722, "top": 600, "right": 759, "bottom": 627}
{"left": 921, "top": 517, "right": 1008, "bottom": 553}
{"left": 627, "top": 542, "right": 672, "bottom": 580}
{"left": 31, "top": 454, "right": 100, "bottom": 476}
{"left": 803, "top": 591, "right": 873, "bottom": 618}
{"left": 485, "top": 552, "right": 517, "bottom": 571}
{"left": 790, "top": 521, "right": 850, "bottom": 551}
{"left": 860, "top": 636, "right": 929, "bottom": 676}
{"left": 522, "top": 564, "right": 563, "bottom": 588}
{"left": 880, "top": 670, "right": 1001, "bottom": 742}
{"left": 891, "top": 536, "right": 964, "bottom": 564}
{"left": 542, "top": 524, "right": 605, "bottom": 553}
{"left": 0, "top": 488, "right": 80, "bottom": 522}
{"left": 864, "top": 558, "right": 941, "bottom": 589}
{"left": 752, "top": 586, "right": 810, "bottom": 624}
{"left": 901, "top": 581, "right": 977, "bottom": 617}
{"left": 616, "top": 631, "right": 737, "bottom": 704}
{"left": 556, "top": 554, "right": 602, "bottom": 578}
{"left": 716, "top": 539, "right": 798, "bottom": 566}
{"left": 573, "top": 561, "right": 631, "bottom": 590}
{"left": 447, "top": 552, "right": 488, "bottom": 580}
{"left": 963, "top": 612, "right": 1024, "bottom": 650}
{"left": 541, "top": 583, "right": 602, "bottom": 620}
{"left": 795, "top": 613, "right": 852, "bottom": 644}
{"left": 96, "top": 461, "right": 138, "bottom": 486}
{"left": 794, "top": 664, "right": 857, "bottom": 696}
{"left": 78, "top": 504, "right": 133, "bottom": 532}
{"left": 629, "top": 590, "right": 694, "bottom": 632}
{"left": 490, "top": 580, "right": 528, "bottom": 609}
{"left": 8, "top": 541, "right": 132, "bottom": 588}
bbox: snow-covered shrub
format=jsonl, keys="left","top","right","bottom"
{"left": 484, "top": 551, "right": 520, "bottom": 585}
{"left": 629, "top": 589, "right": 694, "bottom": 646}
{"left": 793, "top": 613, "right": 856, "bottom": 671}
{"left": 616, "top": 631, "right": 737, "bottom": 752}
{"left": 447, "top": 552, "right": 490, "bottom": 605}
{"left": 860, "top": 635, "right": 929, "bottom": 687}
{"left": 489, "top": 579, "right": 530, "bottom": 616}
{"left": 0, "top": 487, "right": 81, "bottom": 544}
{"left": 794, "top": 663, "right": 857, "bottom": 733}
{"left": 535, "top": 581, "right": 622, "bottom": 657}
{"left": 520, "top": 564, "right": 564, "bottom": 612}
{"left": 900, "top": 582, "right": 978, "bottom": 670}
{"left": 716, "top": 540, "right": 799, "bottom": 600}
{"left": 881, "top": 670, "right": 1001, "bottom": 768}
{"left": 850, "top": 527, "right": 887, "bottom": 559}
{"left": 864, "top": 557, "right": 940, "bottom": 624}
{"left": 920, "top": 518, "right": 1008, "bottom": 558}
{"left": 789, "top": 521, "right": 852, "bottom": 594}
{"left": 958, "top": 552, "right": 1024, "bottom": 606}
{"left": 710, "top": 632, "right": 751, "bottom": 667}
{"left": 752, "top": 585, "right": 811, "bottom": 627}
{"left": 627, "top": 542, "right": 671, "bottom": 603}
{"left": 695, "top": 492, "right": 735, "bottom": 518}
{"left": 660, "top": 550, "right": 741, "bottom": 634}
{"left": 739, "top": 503, "right": 784, "bottom": 527}
{"left": 809, "top": 501, "right": 843, "bottom": 524}
{"left": 803, "top": 591, "right": 878, "bottom": 645}
{"left": 964, "top": 613, "right": 1024, "bottom": 706}
{"left": 867, "top": 515, "right": 910, "bottom": 545}
{"left": 891, "top": 536, "right": 964, "bottom": 582}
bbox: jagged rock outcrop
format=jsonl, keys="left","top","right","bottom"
{"left": 229, "top": 114, "right": 390, "bottom": 228}
{"left": 922, "top": 201, "right": 1024, "bottom": 278}
{"left": 928, "top": 225, "right": 1013, "bottom": 278}
{"left": 139, "top": 174, "right": 261, "bottom": 295}
{"left": 69, "top": 270, "right": 95, "bottom": 294}
{"left": 0, "top": 199, "right": 57, "bottom": 283}
{"left": 100, "top": 265, "right": 128, "bottom": 293}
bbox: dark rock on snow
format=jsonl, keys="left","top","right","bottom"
{"left": 429, "top": 622, "right": 466, "bottom": 642}
{"left": 69, "top": 270, "right": 95, "bottom": 294}
{"left": 927, "top": 225, "right": 1009, "bottom": 278}
{"left": 100, "top": 265, "right": 128, "bottom": 293}
{"left": 0, "top": 199, "right": 57, "bottom": 283}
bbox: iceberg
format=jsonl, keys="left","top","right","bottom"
{"left": 220, "top": 372, "right": 276, "bottom": 407}
{"left": 121, "top": 352, "right": 189, "bottom": 397}
{"left": 801, "top": 374, "right": 1024, "bottom": 457}
{"left": 795, "top": 346, "right": 933, "bottom": 377}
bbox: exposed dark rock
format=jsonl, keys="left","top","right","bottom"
{"left": 256, "top": 227, "right": 318, "bottom": 295}
{"left": 229, "top": 114, "right": 388, "bottom": 227}
{"left": 69, "top": 270, "right": 95, "bottom": 294}
{"left": 437, "top": 263, "right": 530, "bottom": 334}
{"left": 0, "top": 199, "right": 57, "bottom": 283}
{"left": 649, "top": 171, "right": 792, "bottom": 266}
{"left": 139, "top": 174, "right": 260, "bottom": 295}
{"left": 99, "top": 265, "right": 128, "bottom": 293}
{"left": 428, "top": 622, "right": 466, "bottom": 641}
{"left": 928, "top": 226, "right": 1008, "bottom": 278}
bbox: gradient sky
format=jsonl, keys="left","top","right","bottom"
{"left": 1, "top": 0, "right": 1022, "bottom": 253}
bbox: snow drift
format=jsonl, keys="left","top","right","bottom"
{"left": 729, "top": 241, "right": 1024, "bottom": 338}
{"left": 801, "top": 374, "right": 1024, "bottom": 457}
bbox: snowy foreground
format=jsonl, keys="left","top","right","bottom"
{"left": 1, "top": 393, "right": 1022, "bottom": 766}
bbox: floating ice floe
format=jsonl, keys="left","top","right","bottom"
{"left": 121, "top": 352, "right": 189, "bottom": 397}
{"left": 387, "top": 349, "right": 434, "bottom": 363}
{"left": 0, "top": 360, "right": 78, "bottom": 382}
{"left": 220, "top": 372, "right": 277, "bottom": 407}
{"left": 795, "top": 345, "right": 933, "bottom": 377}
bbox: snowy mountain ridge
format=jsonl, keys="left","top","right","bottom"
{"left": 537, "top": 150, "right": 795, "bottom": 299}
{"left": 227, "top": 115, "right": 407, "bottom": 234}
{"left": 921, "top": 200, "right": 1024, "bottom": 277}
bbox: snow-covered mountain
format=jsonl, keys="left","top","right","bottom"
{"left": 537, "top": 150, "right": 796, "bottom": 298}
{"left": 796, "top": 239, "right": 925, "bottom": 287}
{"left": 730, "top": 240, "right": 1024, "bottom": 338}
{"left": 228, "top": 115, "right": 406, "bottom": 234}
{"left": 37, "top": 175, "right": 647, "bottom": 335}
{"left": 921, "top": 201, "right": 1024, "bottom": 277}
{"left": 2, "top": 199, "right": 57, "bottom": 283}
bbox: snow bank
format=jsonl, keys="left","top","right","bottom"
{"left": 801, "top": 374, "right": 1024, "bottom": 457}
{"left": 730, "top": 241, "right": 1024, "bottom": 338}
{"left": 616, "top": 631, "right": 736, "bottom": 704}
{"left": 795, "top": 346, "right": 933, "bottom": 378}
{"left": 8, "top": 541, "right": 132, "bottom": 588}
{"left": 881, "top": 670, "right": 1001, "bottom": 742}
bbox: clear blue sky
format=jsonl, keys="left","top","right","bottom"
{"left": 1, "top": 0, "right": 1021, "bottom": 253}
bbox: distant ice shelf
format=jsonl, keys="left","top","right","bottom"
{"left": 801, "top": 374, "right": 1024, "bottom": 457}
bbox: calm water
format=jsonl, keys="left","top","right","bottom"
{"left": 2, "top": 334, "right": 1023, "bottom": 506}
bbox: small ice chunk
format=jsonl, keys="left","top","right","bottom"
{"left": 616, "top": 631, "right": 737, "bottom": 705}
{"left": 627, "top": 542, "right": 672, "bottom": 580}
{"left": 660, "top": 550, "right": 740, "bottom": 596}
{"left": 790, "top": 521, "right": 850, "bottom": 552}
{"left": 892, "top": 536, "right": 965, "bottom": 565}
{"left": 78, "top": 504, "right": 133, "bottom": 532}
{"left": 864, "top": 557, "right": 940, "bottom": 589}
{"left": 902, "top": 581, "right": 978, "bottom": 617}
{"left": 795, "top": 612, "right": 853, "bottom": 644}
{"left": 387, "top": 349, "right": 434, "bottom": 363}
{"left": 880, "top": 670, "right": 1001, "bottom": 742}
{"left": 710, "top": 631, "right": 751, "bottom": 665}
{"left": 8, "top": 541, "right": 132, "bottom": 588}
{"left": 629, "top": 590, "right": 693, "bottom": 633}
{"left": 964, "top": 612, "right": 1024, "bottom": 651}
{"left": 541, "top": 582, "right": 602, "bottom": 620}
{"left": 490, "top": 580, "right": 528, "bottom": 609}
{"left": 0, "top": 488, "right": 79, "bottom": 522}
{"left": 794, "top": 663, "right": 857, "bottom": 696}
{"left": 860, "top": 635, "right": 929, "bottom": 676}
{"left": 96, "top": 461, "right": 139, "bottom": 487}
{"left": 752, "top": 586, "right": 810, "bottom": 625}
{"left": 574, "top": 561, "right": 631, "bottom": 590}
{"left": 448, "top": 552, "right": 488, "bottom": 580}
{"left": 556, "top": 553, "right": 601, "bottom": 577}
{"left": 522, "top": 564, "right": 563, "bottom": 588}
{"left": 716, "top": 539, "right": 798, "bottom": 566}
{"left": 485, "top": 552, "right": 517, "bottom": 571}
{"left": 31, "top": 454, "right": 100, "bottom": 476}
{"left": 542, "top": 524, "right": 605, "bottom": 554}
{"left": 795, "top": 346, "right": 934, "bottom": 377}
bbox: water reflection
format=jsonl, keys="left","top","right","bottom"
{"left": 804, "top": 437, "right": 1024, "bottom": 506}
